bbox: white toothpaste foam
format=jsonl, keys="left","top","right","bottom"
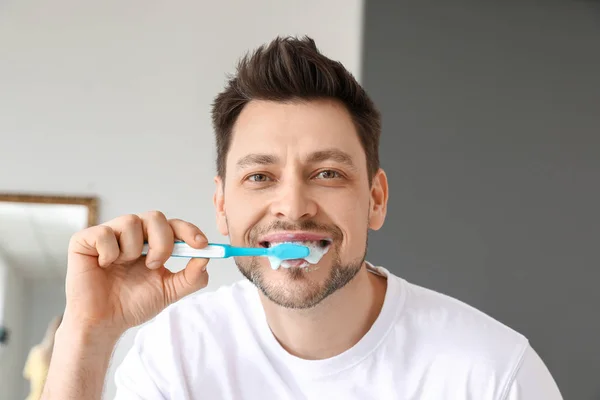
{"left": 267, "top": 241, "right": 330, "bottom": 270}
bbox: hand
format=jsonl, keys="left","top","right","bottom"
{"left": 63, "top": 211, "right": 209, "bottom": 338}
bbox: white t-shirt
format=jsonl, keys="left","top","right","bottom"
{"left": 114, "top": 264, "right": 563, "bottom": 399}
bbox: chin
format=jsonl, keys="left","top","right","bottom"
{"left": 259, "top": 273, "right": 334, "bottom": 310}
{"left": 236, "top": 253, "right": 364, "bottom": 310}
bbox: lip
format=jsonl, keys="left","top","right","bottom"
{"left": 259, "top": 231, "right": 332, "bottom": 244}
{"left": 282, "top": 259, "right": 309, "bottom": 268}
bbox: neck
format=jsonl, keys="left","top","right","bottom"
{"left": 259, "top": 263, "right": 387, "bottom": 360}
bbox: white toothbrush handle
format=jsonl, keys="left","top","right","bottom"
{"left": 141, "top": 242, "right": 226, "bottom": 258}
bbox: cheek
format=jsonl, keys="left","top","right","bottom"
{"left": 321, "top": 189, "right": 370, "bottom": 251}
{"left": 224, "top": 188, "right": 269, "bottom": 243}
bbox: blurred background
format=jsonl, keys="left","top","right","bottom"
{"left": 0, "top": 1, "right": 598, "bottom": 399}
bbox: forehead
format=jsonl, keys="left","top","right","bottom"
{"left": 226, "top": 99, "right": 365, "bottom": 166}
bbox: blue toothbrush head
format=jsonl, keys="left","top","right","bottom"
{"left": 268, "top": 243, "right": 310, "bottom": 260}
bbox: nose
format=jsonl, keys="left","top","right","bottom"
{"left": 269, "top": 177, "right": 317, "bottom": 221}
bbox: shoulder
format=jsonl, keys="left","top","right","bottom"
{"left": 381, "top": 268, "right": 531, "bottom": 392}
{"left": 402, "top": 275, "right": 528, "bottom": 357}
{"left": 373, "top": 266, "right": 528, "bottom": 355}
{"left": 400, "top": 277, "right": 528, "bottom": 351}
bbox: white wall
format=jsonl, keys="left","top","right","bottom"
{"left": 18, "top": 278, "right": 66, "bottom": 398}
{"left": 0, "top": 254, "right": 6, "bottom": 334}
{"left": 0, "top": 1, "right": 365, "bottom": 398}
{"left": 0, "top": 262, "right": 67, "bottom": 400}
{"left": 23, "top": 278, "right": 66, "bottom": 353}
{"left": 0, "top": 254, "right": 27, "bottom": 400}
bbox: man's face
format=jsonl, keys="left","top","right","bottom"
{"left": 214, "top": 99, "right": 387, "bottom": 309}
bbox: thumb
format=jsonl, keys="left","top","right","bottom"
{"left": 163, "top": 258, "right": 210, "bottom": 304}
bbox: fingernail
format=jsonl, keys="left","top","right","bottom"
{"left": 195, "top": 234, "right": 206, "bottom": 243}
{"left": 147, "top": 260, "right": 162, "bottom": 269}
{"left": 201, "top": 265, "right": 207, "bottom": 272}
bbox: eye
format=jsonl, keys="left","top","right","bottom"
{"left": 315, "top": 170, "right": 342, "bottom": 180}
{"left": 246, "top": 173, "right": 271, "bottom": 183}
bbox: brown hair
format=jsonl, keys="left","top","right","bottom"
{"left": 211, "top": 36, "right": 381, "bottom": 183}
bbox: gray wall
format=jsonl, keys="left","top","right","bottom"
{"left": 362, "top": 1, "right": 600, "bottom": 399}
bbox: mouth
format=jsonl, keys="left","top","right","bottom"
{"left": 257, "top": 232, "right": 333, "bottom": 270}
{"left": 258, "top": 231, "right": 333, "bottom": 250}
{"left": 259, "top": 238, "right": 332, "bottom": 249}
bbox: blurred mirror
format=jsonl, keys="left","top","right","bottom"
{"left": 0, "top": 193, "right": 97, "bottom": 400}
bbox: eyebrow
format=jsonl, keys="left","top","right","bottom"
{"left": 236, "top": 154, "right": 279, "bottom": 169}
{"left": 235, "top": 149, "right": 356, "bottom": 170}
{"left": 306, "top": 149, "right": 356, "bottom": 169}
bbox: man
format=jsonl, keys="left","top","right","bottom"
{"left": 42, "top": 36, "right": 563, "bottom": 399}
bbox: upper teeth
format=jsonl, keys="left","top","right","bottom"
{"left": 266, "top": 240, "right": 330, "bottom": 247}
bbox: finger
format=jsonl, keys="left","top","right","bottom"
{"left": 102, "top": 214, "right": 144, "bottom": 264}
{"left": 69, "top": 225, "right": 120, "bottom": 268}
{"left": 168, "top": 219, "right": 208, "bottom": 248}
{"left": 163, "top": 258, "right": 209, "bottom": 304}
{"left": 139, "top": 211, "right": 174, "bottom": 269}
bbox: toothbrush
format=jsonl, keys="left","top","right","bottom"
{"left": 141, "top": 241, "right": 309, "bottom": 260}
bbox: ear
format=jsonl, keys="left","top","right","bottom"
{"left": 214, "top": 176, "right": 229, "bottom": 236}
{"left": 368, "top": 168, "right": 389, "bottom": 231}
